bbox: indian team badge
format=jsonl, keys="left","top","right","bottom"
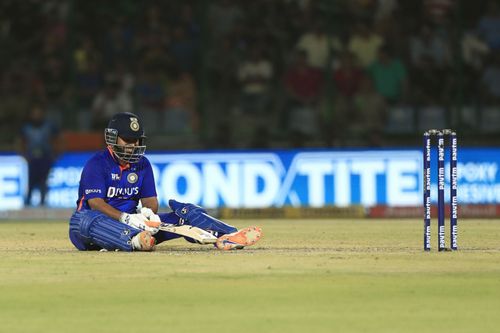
{"left": 127, "top": 172, "right": 138, "bottom": 184}
{"left": 130, "top": 117, "right": 140, "bottom": 131}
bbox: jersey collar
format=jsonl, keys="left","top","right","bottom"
{"left": 107, "top": 146, "right": 130, "bottom": 170}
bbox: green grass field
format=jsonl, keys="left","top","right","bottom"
{"left": 1, "top": 219, "right": 500, "bottom": 333}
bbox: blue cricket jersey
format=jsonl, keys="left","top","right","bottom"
{"left": 76, "top": 148, "right": 157, "bottom": 214}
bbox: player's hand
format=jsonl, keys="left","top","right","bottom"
{"left": 138, "top": 207, "right": 161, "bottom": 222}
{"left": 120, "top": 213, "right": 160, "bottom": 234}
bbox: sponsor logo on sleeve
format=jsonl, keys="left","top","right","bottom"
{"left": 85, "top": 189, "right": 102, "bottom": 195}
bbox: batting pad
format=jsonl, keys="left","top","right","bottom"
{"left": 168, "top": 199, "right": 237, "bottom": 236}
{"left": 72, "top": 210, "right": 140, "bottom": 251}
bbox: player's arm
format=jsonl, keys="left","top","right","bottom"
{"left": 140, "top": 196, "right": 158, "bottom": 213}
{"left": 89, "top": 197, "right": 159, "bottom": 233}
{"left": 88, "top": 198, "right": 123, "bottom": 221}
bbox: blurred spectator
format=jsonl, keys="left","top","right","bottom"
{"left": 91, "top": 77, "right": 133, "bottom": 130}
{"left": 207, "top": 36, "right": 240, "bottom": 104}
{"left": 136, "top": 5, "right": 170, "bottom": 60}
{"left": 20, "top": 103, "right": 60, "bottom": 207}
{"left": 103, "top": 20, "right": 134, "bottom": 67}
{"left": 135, "top": 66, "right": 166, "bottom": 109}
{"left": 347, "top": 0, "right": 378, "bottom": 21}
{"left": 170, "top": 26, "right": 198, "bottom": 74}
{"left": 477, "top": 0, "right": 500, "bottom": 51}
{"left": 282, "top": 50, "right": 323, "bottom": 138}
{"left": 332, "top": 51, "right": 366, "bottom": 142}
{"left": 348, "top": 20, "right": 384, "bottom": 68}
{"left": 410, "top": 25, "right": 451, "bottom": 69}
{"left": 41, "top": 56, "right": 68, "bottom": 118}
{"left": 73, "top": 36, "right": 102, "bottom": 73}
{"left": 296, "top": 21, "right": 342, "bottom": 69}
{"left": 368, "top": 45, "right": 408, "bottom": 104}
{"left": 284, "top": 50, "right": 324, "bottom": 107}
{"left": 42, "top": 13, "right": 67, "bottom": 50}
{"left": 143, "top": 4, "right": 164, "bottom": 32}
{"left": 73, "top": 37, "right": 103, "bottom": 126}
{"left": 374, "top": 0, "right": 399, "bottom": 23}
{"left": 163, "top": 68, "right": 198, "bottom": 135}
{"left": 177, "top": 3, "right": 200, "bottom": 40}
{"left": 74, "top": 61, "right": 103, "bottom": 125}
{"left": 111, "top": 61, "right": 135, "bottom": 94}
{"left": 481, "top": 52, "right": 500, "bottom": 104}
{"left": 462, "top": 30, "right": 490, "bottom": 70}
{"left": 236, "top": 46, "right": 273, "bottom": 114}
{"left": 423, "top": 0, "right": 454, "bottom": 25}
{"left": 333, "top": 51, "right": 366, "bottom": 98}
{"left": 0, "top": 69, "right": 33, "bottom": 146}
{"left": 411, "top": 55, "right": 449, "bottom": 105}
{"left": 135, "top": 66, "right": 166, "bottom": 134}
{"left": 208, "top": 0, "right": 243, "bottom": 39}
{"left": 351, "top": 76, "right": 387, "bottom": 146}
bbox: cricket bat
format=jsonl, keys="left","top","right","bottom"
{"left": 159, "top": 223, "right": 217, "bottom": 244}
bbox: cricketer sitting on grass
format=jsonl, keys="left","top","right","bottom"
{"left": 69, "top": 112, "right": 262, "bottom": 251}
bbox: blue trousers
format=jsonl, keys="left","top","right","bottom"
{"left": 69, "top": 206, "right": 237, "bottom": 251}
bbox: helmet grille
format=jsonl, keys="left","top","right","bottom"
{"left": 104, "top": 128, "right": 146, "bottom": 163}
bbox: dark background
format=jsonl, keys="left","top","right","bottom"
{"left": 1, "top": 0, "right": 498, "bottom": 151}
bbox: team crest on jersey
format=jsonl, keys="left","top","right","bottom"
{"left": 130, "top": 117, "right": 140, "bottom": 131}
{"left": 127, "top": 172, "right": 138, "bottom": 184}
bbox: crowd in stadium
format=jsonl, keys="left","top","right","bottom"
{"left": 1, "top": 0, "right": 499, "bottom": 150}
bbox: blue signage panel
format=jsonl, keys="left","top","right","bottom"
{"left": 0, "top": 156, "right": 28, "bottom": 210}
{"left": 1, "top": 148, "right": 500, "bottom": 210}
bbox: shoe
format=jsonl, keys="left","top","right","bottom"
{"left": 215, "top": 226, "right": 262, "bottom": 250}
{"left": 131, "top": 231, "right": 156, "bottom": 251}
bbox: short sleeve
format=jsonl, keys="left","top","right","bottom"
{"left": 80, "top": 160, "right": 107, "bottom": 200}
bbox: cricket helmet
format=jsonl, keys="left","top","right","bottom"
{"left": 105, "top": 112, "right": 146, "bottom": 163}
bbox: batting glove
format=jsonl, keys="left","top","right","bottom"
{"left": 120, "top": 212, "right": 160, "bottom": 234}
{"left": 138, "top": 207, "right": 161, "bottom": 222}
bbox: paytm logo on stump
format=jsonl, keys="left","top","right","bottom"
{"left": 148, "top": 151, "right": 421, "bottom": 208}
{"left": 0, "top": 156, "right": 28, "bottom": 210}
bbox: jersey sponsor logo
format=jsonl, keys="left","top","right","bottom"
{"left": 127, "top": 172, "right": 138, "bottom": 184}
{"left": 111, "top": 173, "right": 120, "bottom": 180}
{"left": 85, "top": 189, "right": 102, "bottom": 195}
{"left": 107, "top": 186, "right": 139, "bottom": 198}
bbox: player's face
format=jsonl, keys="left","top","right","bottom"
{"left": 117, "top": 136, "right": 139, "bottom": 155}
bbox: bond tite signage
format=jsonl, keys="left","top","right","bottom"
{"left": 147, "top": 152, "right": 421, "bottom": 208}
{"left": 5, "top": 148, "right": 500, "bottom": 210}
